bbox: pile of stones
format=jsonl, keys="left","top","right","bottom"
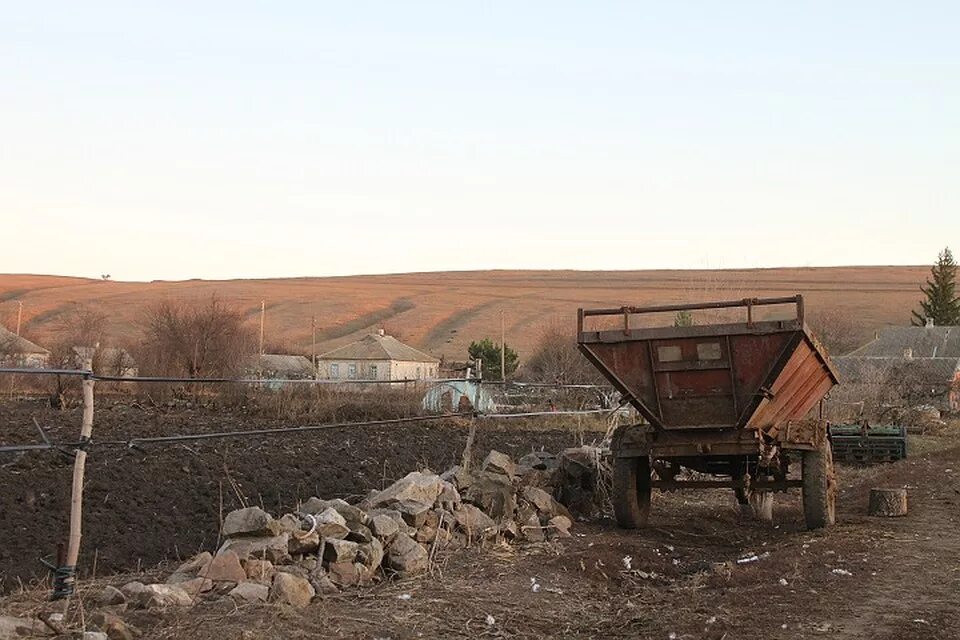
{"left": 103, "top": 448, "right": 597, "bottom": 612}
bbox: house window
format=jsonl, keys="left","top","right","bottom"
{"left": 330, "top": 363, "right": 339, "bottom": 379}
{"left": 369, "top": 364, "right": 378, "bottom": 380}
{"left": 348, "top": 363, "right": 357, "bottom": 379}
{"left": 417, "top": 366, "right": 421, "bottom": 379}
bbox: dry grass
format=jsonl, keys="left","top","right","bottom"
{"left": 0, "top": 267, "right": 929, "bottom": 363}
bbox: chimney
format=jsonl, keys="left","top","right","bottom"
{"left": 378, "top": 328, "right": 385, "bottom": 337}
{"left": 925, "top": 317, "right": 935, "bottom": 328}
{"left": 903, "top": 348, "right": 913, "bottom": 359}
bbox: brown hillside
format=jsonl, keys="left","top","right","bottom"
{"left": 0, "top": 267, "right": 929, "bottom": 362}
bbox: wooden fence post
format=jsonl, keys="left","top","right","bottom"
{"left": 56, "top": 358, "right": 95, "bottom": 599}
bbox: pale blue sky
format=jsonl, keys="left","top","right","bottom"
{"left": 2, "top": 2, "right": 957, "bottom": 280}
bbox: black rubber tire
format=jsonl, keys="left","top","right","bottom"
{"left": 802, "top": 439, "right": 837, "bottom": 529}
{"left": 612, "top": 455, "right": 651, "bottom": 529}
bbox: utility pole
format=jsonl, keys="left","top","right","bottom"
{"left": 500, "top": 309, "right": 506, "bottom": 381}
{"left": 15, "top": 301, "right": 22, "bottom": 337}
{"left": 258, "top": 300, "right": 265, "bottom": 356}
{"left": 311, "top": 315, "right": 317, "bottom": 378}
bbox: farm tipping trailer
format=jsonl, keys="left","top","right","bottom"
{"left": 577, "top": 295, "right": 840, "bottom": 530}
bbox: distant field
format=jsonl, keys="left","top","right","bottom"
{"left": 0, "top": 267, "right": 929, "bottom": 361}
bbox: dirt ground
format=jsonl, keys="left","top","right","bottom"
{"left": 0, "top": 400, "right": 589, "bottom": 592}
{"left": 2, "top": 403, "right": 959, "bottom": 639}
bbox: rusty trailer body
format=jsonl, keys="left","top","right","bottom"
{"left": 577, "top": 295, "right": 840, "bottom": 530}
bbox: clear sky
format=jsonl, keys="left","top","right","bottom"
{"left": 2, "top": 2, "right": 957, "bottom": 281}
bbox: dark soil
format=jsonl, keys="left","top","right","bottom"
{"left": 0, "top": 399, "right": 587, "bottom": 592}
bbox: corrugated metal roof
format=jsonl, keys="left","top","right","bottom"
{"left": 0, "top": 325, "right": 49, "bottom": 355}
{"left": 834, "top": 356, "right": 960, "bottom": 384}
{"left": 318, "top": 333, "right": 439, "bottom": 363}
{"left": 254, "top": 354, "right": 316, "bottom": 377}
{"left": 850, "top": 326, "right": 960, "bottom": 358}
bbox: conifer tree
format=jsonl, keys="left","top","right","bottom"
{"left": 911, "top": 247, "right": 960, "bottom": 326}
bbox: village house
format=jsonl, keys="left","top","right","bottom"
{"left": 317, "top": 331, "right": 439, "bottom": 381}
{"left": 0, "top": 325, "right": 50, "bottom": 368}
{"left": 833, "top": 324, "right": 960, "bottom": 413}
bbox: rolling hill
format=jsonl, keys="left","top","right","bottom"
{"left": 0, "top": 267, "right": 930, "bottom": 362}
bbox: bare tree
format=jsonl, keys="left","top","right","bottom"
{"left": 806, "top": 308, "right": 865, "bottom": 356}
{"left": 137, "top": 295, "right": 255, "bottom": 377}
{"left": 523, "top": 321, "right": 601, "bottom": 385}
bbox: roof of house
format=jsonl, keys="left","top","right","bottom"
{"left": 850, "top": 326, "right": 960, "bottom": 358}
{"left": 0, "top": 325, "right": 49, "bottom": 355}
{"left": 834, "top": 355, "right": 960, "bottom": 385}
{"left": 254, "top": 354, "right": 316, "bottom": 377}
{"left": 318, "top": 333, "right": 439, "bottom": 364}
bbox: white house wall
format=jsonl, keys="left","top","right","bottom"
{"left": 318, "top": 359, "right": 438, "bottom": 381}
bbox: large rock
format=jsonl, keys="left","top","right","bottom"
{"left": 312, "top": 508, "right": 350, "bottom": 540}
{"left": 453, "top": 504, "right": 497, "bottom": 537}
{"left": 367, "top": 471, "right": 446, "bottom": 509}
{"left": 288, "top": 530, "right": 321, "bottom": 555}
{"left": 327, "top": 498, "right": 370, "bottom": 526}
{"left": 369, "top": 514, "right": 399, "bottom": 541}
{"left": 518, "top": 451, "right": 559, "bottom": 471}
{"left": 269, "top": 573, "right": 315, "bottom": 608}
{"left": 0, "top": 615, "right": 54, "bottom": 638}
{"left": 346, "top": 522, "right": 373, "bottom": 544}
{"left": 127, "top": 583, "right": 192, "bottom": 608}
{"left": 326, "top": 561, "right": 362, "bottom": 587}
{"left": 436, "top": 481, "right": 461, "bottom": 510}
{"left": 465, "top": 475, "right": 517, "bottom": 522}
{"left": 243, "top": 558, "right": 275, "bottom": 583}
{"left": 385, "top": 533, "right": 429, "bottom": 577}
{"left": 521, "top": 513, "right": 545, "bottom": 542}
{"left": 357, "top": 538, "right": 384, "bottom": 571}
{"left": 520, "top": 486, "right": 569, "bottom": 519}
{"left": 89, "top": 611, "right": 139, "bottom": 640}
{"left": 97, "top": 585, "right": 126, "bottom": 606}
{"left": 222, "top": 507, "right": 278, "bottom": 538}
{"left": 440, "top": 465, "right": 475, "bottom": 491}
{"left": 548, "top": 515, "right": 573, "bottom": 538}
{"left": 396, "top": 500, "right": 431, "bottom": 528}
{"left": 301, "top": 498, "right": 368, "bottom": 526}
{"left": 218, "top": 533, "right": 291, "bottom": 564}
{"left": 172, "top": 552, "right": 213, "bottom": 576}
{"left": 177, "top": 576, "right": 213, "bottom": 597}
{"left": 275, "top": 513, "right": 303, "bottom": 535}
{"left": 481, "top": 450, "right": 516, "bottom": 478}
{"left": 323, "top": 538, "right": 359, "bottom": 564}
{"left": 229, "top": 582, "right": 269, "bottom": 603}
{"left": 204, "top": 550, "right": 247, "bottom": 583}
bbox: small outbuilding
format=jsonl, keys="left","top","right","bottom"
{"left": 252, "top": 354, "right": 317, "bottom": 380}
{"left": 317, "top": 331, "right": 439, "bottom": 381}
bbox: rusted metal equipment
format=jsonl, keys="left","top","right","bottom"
{"left": 577, "top": 295, "right": 840, "bottom": 530}
{"left": 829, "top": 423, "right": 907, "bottom": 463}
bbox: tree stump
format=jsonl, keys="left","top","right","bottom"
{"left": 868, "top": 488, "right": 908, "bottom": 517}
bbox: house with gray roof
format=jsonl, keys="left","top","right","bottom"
{"left": 317, "top": 330, "right": 439, "bottom": 381}
{"left": 0, "top": 325, "right": 50, "bottom": 368}
{"left": 850, "top": 325, "right": 960, "bottom": 359}
{"left": 834, "top": 324, "right": 960, "bottom": 412}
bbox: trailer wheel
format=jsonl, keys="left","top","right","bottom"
{"left": 612, "top": 455, "right": 651, "bottom": 529}
{"left": 802, "top": 439, "right": 837, "bottom": 529}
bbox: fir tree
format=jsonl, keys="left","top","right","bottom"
{"left": 911, "top": 247, "right": 960, "bottom": 326}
